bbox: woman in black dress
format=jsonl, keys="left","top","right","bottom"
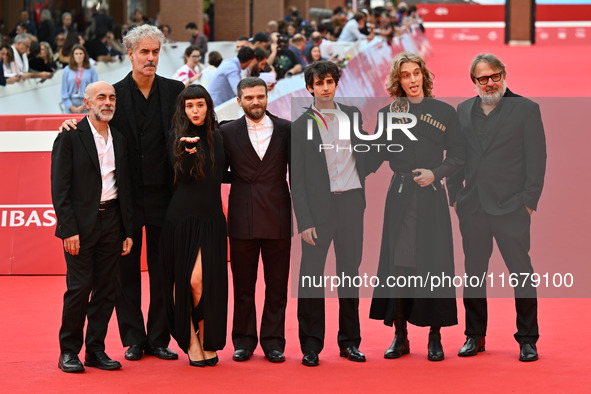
{"left": 161, "top": 85, "right": 227, "bottom": 367}
{"left": 368, "top": 52, "right": 464, "bottom": 361}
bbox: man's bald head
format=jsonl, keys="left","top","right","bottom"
{"left": 84, "top": 82, "right": 116, "bottom": 123}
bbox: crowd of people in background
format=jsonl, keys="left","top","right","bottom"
{"left": 1, "top": 2, "right": 423, "bottom": 110}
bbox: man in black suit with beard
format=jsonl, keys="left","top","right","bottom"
{"left": 291, "top": 61, "right": 367, "bottom": 366}
{"left": 447, "top": 53, "right": 546, "bottom": 362}
{"left": 220, "top": 77, "right": 291, "bottom": 363}
{"left": 52, "top": 81, "right": 133, "bottom": 373}
{"left": 60, "top": 24, "right": 184, "bottom": 361}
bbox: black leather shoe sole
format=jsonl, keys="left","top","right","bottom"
{"left": 339, "top": 351, "right": 366, "bottom": 362}
{"left": 83, "top": 360, "right": 122, "bottom": 370}
{"left": 458, "top": 346, "right": 485, "bottom": 357}
{"left": 384, "top": 343, "right": 410, "bottom": 359}
{"left": 302, "top": 352, "right": 319, "bottom": 367}
{"left": 232, "top": 350, "right": 252, "bottom": 362}
{"left": 428, "top": 353, "right": 445, "bottom": 361}
{"left": 519, "top": 354, "right": 539, "bottom": 362}
{"left": 266, "top": 352, "right": 286, "bottom": 363}
{"left": 145, "top": 348, "right": 179, "bottom": 360}
{"left": 124, "top": 345, "right": 143, "bottom": 361}
{"left": 302, "top": 358, "right": 319, "bottom": 367}
{"left": 58, "top": 361, "right": 85, "bottom": 373}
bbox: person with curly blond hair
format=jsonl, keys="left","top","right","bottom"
{"left": 368, "top": 52, "right": 464, "bottom": 361}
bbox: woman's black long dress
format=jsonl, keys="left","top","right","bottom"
{"left": 161, "top": 124, "right": 227, "bottom": 352}
{"left": 368, "top": 98, "right": 464, "bottom": 328}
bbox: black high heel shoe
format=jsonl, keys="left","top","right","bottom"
{"left": 189, "top": 356, "right": 205, "bottom": 367}
{"left": 205, "top": 354, "right": 218, "bottom": 366}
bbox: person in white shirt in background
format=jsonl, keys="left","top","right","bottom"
{"left": 200, "top": 51, "right": 222, "bottom": 89}
{"left": 173, "top": 45, "right": 204, "bottom": 87}
{"left": 11, "top": 33, "right": 53, "bottom": 81}
{"left": 337, "top": 12, "right": 374, "bottom": 43}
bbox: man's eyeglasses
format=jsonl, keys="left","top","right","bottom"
{"left": 474, "top": 72, "right": 502, "bottom": 85}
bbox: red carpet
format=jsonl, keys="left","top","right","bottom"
{"left": 1, "top": 275, "right": 590, "bottom": 393}
{"left": 2, "top": 39, "right": 591, "bottom": 392}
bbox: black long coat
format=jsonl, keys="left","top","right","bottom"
{"left": 368, "top": 98, "right": 464, "bottom": 327}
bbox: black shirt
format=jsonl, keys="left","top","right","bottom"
{"left": 471, "top": 96, "right": 505, "bottom": 150}
{"left": 130, "top": 78, "right": 169, "bottom": 187}
{"left": 85, "top": 38, "right": 109, "bottom": 61}
{"left": 0, "top": 60, "right": 6, "bottom": 86}
{"left": 273, "top": 49, "right": 299, "bottom": 79}
{"left": 28, "top": 56, "right": 57, "bottom": 73}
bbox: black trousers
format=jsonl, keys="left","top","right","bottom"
{"left": 115, "top": 185, "right": 171, "bottom": 348}
{"left": 115, "top": 222, "right": 170, "bottom": 348}
{"left": 59, "top": 206, "right": 122, "bottom": 354}
{"left": 297, "top": 190, "right": 364, "bottom": 354}
{"left": 230, "top": 238, "right": 291, "bottom": 353}
{"left": 458, "top": 206, "right": 539, "bottom": 344}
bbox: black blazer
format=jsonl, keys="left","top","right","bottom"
{"left": 51, "top": 116, "right": 133, "bottom": 240}
{"left": 447, "top": 88, "right": 546, "bottom": 215}
{"left": 291, "top": 103, "right": 366, "bottom": 233}
{"left": 110, "top": 72, "right": 185, "bottom": 193}
{"left": 221, "top": 112, "right": 291, "bottom": 239}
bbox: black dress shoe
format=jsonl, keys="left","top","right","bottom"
{"left": 144, "top": 346, "right": 178, "bottom": 360}
{"left": 84, "top": 351, "right": 122, "bottom": 370}
{"left": 205, "top": 353, "right": 219, "bottom": 366}
{"left": 58, "top": 352, "right": 85, "bottom": 373}
{"left": 519, "top": 343, "right": 538, "bottom": 362}
{"left": 427, "top": 328, "right": 444, "bottom": 361}
{"left": 339, "top": 346, "right": 366, "bottom": 362}
{"left": 384, "top": 334, "right": 410, "bottom": 359}
{"left": 232, "top": 349, "right": 252, "bottom": 362}
{"left": 124, "top": 344, "right": 143, "bottom": 361}
{"left": 265, "top": 350, "right": 286, "bottom": 363}
{"left": 302, "top": 351, "right": 319, "bottom": 367}
{"left": 458, "top": 336, "right": 485, "bottom": 357}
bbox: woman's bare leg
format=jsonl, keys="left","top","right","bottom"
{"left": 188, "top": 250, "right": 205, "bottom": 361}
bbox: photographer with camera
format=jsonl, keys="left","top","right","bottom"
{"left": 271, "top": 34, "right": 302, "bottom": 80}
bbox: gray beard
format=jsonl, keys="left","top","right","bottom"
{"left": 480, "top": 93, "right": 502, "bottom": 106}
{"left": 91, "top": 106, "right": 114, "bottom": 122}
{"left": 477, "top": 82, "right": 506, "bottom": 106}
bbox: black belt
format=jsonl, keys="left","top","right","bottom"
{"left": 99, "top": 199, "right": 119, "bottom": 211}
{"left": 331, "top": 188, "right": 361, "bottom": 196}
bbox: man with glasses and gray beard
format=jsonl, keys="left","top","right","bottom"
{"left": 52, "top": 81, "right": 133, "bottom": 373}
{"left": 447, "top": 53, "right": 546, "bottom": 362}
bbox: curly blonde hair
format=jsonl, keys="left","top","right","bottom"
{"left": 385, "top": 52, "right": 434, "bottom": 98}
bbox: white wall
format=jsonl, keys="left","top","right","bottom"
{"left": 0, "top": 41, "right": 354, "bottom": 115}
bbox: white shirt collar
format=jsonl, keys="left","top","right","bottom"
{"left": 311, "top": 101, "right": 341, "bottom": 116}
{"left": 87, "top": 116, "right": 112, "bottom": 140}
{"left": 245, "top": 113, "right": 272, "bottom": 128}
